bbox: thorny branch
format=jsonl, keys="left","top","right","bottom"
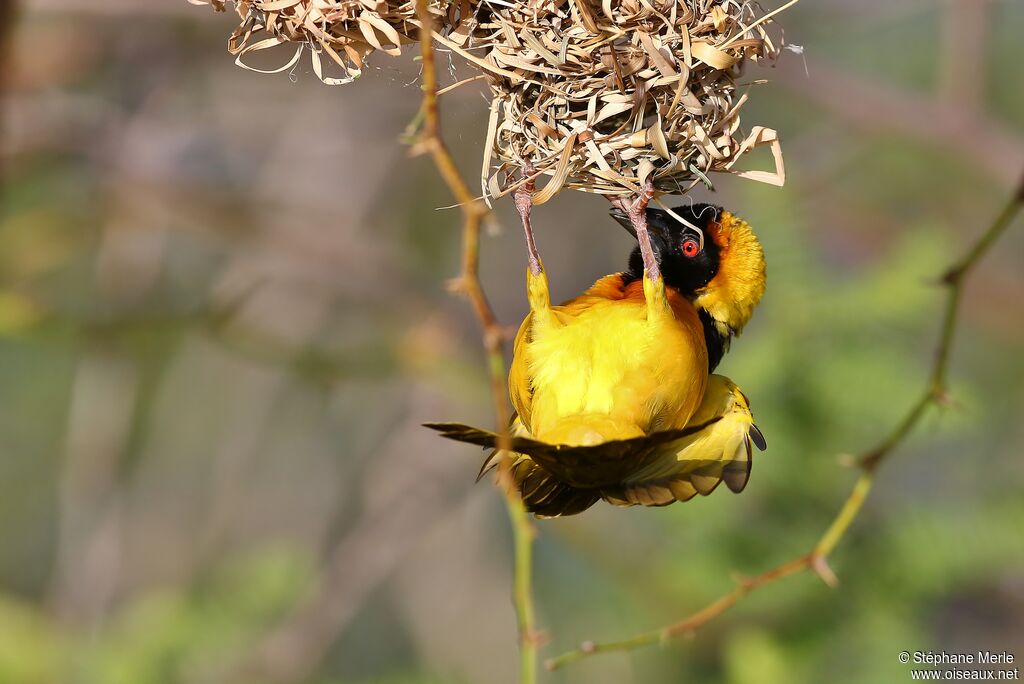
{"left": 411, "top": 3, "right": 539, "bottom": 683}
{"left": 546, "top": 174, "right": 1024, "bottom": 671}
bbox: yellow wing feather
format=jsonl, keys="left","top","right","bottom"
{"left": 601, "top": 374, "right": 765, "bottom": 508}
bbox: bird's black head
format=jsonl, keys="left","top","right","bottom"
{"left": 611, "top": 203, "right": 723, "bottom": 296}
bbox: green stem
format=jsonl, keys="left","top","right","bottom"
{"left": 813, "top": 473, "right": 873, "bottom": 559}
{"left": 508, "top": 497, "right": 538, "bottom": 683}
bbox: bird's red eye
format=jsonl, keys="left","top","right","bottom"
{"left": 682, "top": 239, "right": 700, "bottom": 257}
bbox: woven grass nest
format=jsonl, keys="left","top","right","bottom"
{"left": 195, "top": 0, "right": 789, "bottom": 201}
{"left": 194, "top": 0, "right": 476, "bottom": 84}
{"left": 469, "top": 0, "right": 788, "bottom": 200}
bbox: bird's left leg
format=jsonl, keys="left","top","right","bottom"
{"left": 514, "top": 163, "right": 551, "bottom": 314}
{"left": 514, "top": 162, "right": 542, "bottom": 276}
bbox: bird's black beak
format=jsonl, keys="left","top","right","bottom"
{"left": 609, "top": 208, "right": 634, "bottom": 236}
{"left": 609, "top": 207, "right": 671, "bottom": 261}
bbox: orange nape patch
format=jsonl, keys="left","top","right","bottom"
{"left": 695, "top": 211, "right": 767, "bottom": 336}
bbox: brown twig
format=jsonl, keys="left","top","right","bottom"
{"left": 412, "top": 3, "right": 538, "bottom": 683}
{"left": 546, "top": 173, "right": 1024, "bottom": 671}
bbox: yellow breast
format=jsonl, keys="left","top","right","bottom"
{"left": 510, "top": 274, "right": 708, "bottom": 446}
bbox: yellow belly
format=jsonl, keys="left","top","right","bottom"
{"left": 515, "top": 279, "right": 708, "bottom": 446}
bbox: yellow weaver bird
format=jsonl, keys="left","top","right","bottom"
{"left": 427, "top": 178, "right": 767, "bottom": 517}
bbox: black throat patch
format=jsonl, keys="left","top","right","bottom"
{"left": 698, "top": 308, "right": 730, "bottom": 373}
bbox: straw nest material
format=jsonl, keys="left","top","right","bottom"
{"left": 464, "top": 0, "right": 787, "bottom": 200}
{"left": 193, "top": 0, "right": 476, "bottom": 84}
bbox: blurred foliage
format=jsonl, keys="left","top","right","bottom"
{"left": 0, "top": 1, "right": 1022, "bottom": 683}
{"left": 0, "top": 548, "right": 312, "bottom": 683}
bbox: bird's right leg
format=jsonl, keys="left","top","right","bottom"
{"left": 610, "top": 180, "right": 659, "bottom": 281}
{"left": 610, "top": 180, "right": 669, "bottom": 318}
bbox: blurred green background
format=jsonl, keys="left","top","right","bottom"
{"left": 1, "top": 1, "right": 1022, "bottom": 683}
